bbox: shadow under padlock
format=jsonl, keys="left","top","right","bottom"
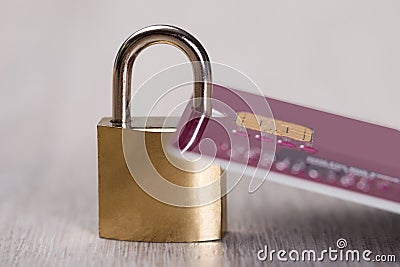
{"left": 97, "top": 25, "right": 226, "bottom": 242}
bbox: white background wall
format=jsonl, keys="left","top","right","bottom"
{"left": 1, "top": 0, "right": 399, "bottom": 177}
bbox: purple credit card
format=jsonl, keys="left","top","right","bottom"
{"left": 169, "top": 85, "right": 400, "bottom": 214}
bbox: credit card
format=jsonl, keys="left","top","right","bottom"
{"left": 168, "top": 85, "right": 400, "bottom": 213}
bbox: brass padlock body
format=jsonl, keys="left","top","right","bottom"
{"left": 98, "top": 117, "right": 226, "bottom": 242}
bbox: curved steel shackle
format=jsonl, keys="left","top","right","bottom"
{"left": 112, "top": 25, "right": 213, "bottom": 126}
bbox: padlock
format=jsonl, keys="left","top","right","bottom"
{"left": 97, "top": 25, "right": 226, "bottom": 242}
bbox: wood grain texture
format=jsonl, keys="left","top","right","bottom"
{"left": 1, "top": 155, "right": 399, "bottom": 267}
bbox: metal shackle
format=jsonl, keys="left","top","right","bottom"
{"left": 112, "top": 25, "right": 213, "bottom": 126}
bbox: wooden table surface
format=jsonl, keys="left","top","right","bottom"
{"left": 1, "top": 154, "right": 399, "bottom": 267}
